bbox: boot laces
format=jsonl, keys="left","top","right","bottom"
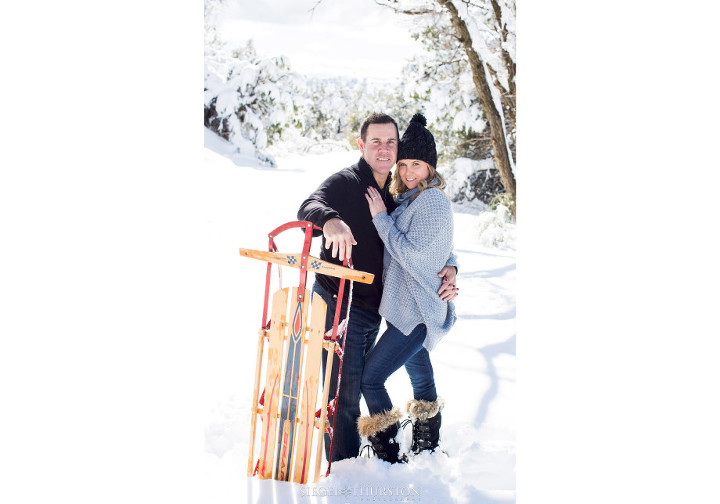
{"left": 412, "top": 418, "right": 436, "bottom": 450}
{"left": 359, "top": 443, "right": 376, "bottom": 458}
{"left": 367, "top": 434, "right": 388, "bottom": 458}
{"left": 361, "top": 434, "right": 407, "bottom": 463}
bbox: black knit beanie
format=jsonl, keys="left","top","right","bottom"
{"left": 397, "top": 113, "right": 437, "bottom": 168}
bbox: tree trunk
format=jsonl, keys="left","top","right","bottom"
{"left": 435, "top": 0, "right": 516, "bottom": 203}
{"left": 489, "top": 0, "right": 516, "bottom": 133}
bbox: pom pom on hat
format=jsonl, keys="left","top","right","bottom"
{"left": 410, "top": 113, "right": 427, "bottom": 127}
{"left": 397, "top": 113, "right": 437, "bottom": 168}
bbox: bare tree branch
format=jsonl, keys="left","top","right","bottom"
{"left": 374, "top": 0, "right": 436, "bottom": 15}
{"left": 457, "top": 0, "right": 491, "bottom": 12}
{"left": 309, "top": 0, "right": 325, "bottom": 19}
{"left": 418, "top": 57, "right": 467, "bottom": 80}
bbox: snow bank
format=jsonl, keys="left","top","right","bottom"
{"left": 204, "top": 127, "right": 275, "bottom": 168}
{"left": 443, "top": 157, "right": 498, "bottom": 206}
{"left": 474, "top": 205, "right": 516, "bottom": 249}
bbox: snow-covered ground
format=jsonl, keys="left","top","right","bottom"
{"left": 202, "top": 130, "right": 516, "bottom": 503}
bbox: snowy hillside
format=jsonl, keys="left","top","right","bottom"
{"left": 202, "top": 129, "right": 516, "bottom": 503}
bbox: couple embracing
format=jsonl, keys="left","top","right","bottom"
{"left": 297, "top": 112, "right": 458, "bottom": 464}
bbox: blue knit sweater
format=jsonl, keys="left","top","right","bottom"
{"left": 372, "top": 186, "right": 457, "bottom": 351}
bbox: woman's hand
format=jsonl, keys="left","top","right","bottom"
{"left": 438, "top": 266, "right": 459, "bottom": 301}
{"left": 365, "top": 186, "right": 387, "bottom": 218}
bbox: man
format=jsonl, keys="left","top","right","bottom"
{"left": 297, "top": 112, "right": 458, "bottom": 462}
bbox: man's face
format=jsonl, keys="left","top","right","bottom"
{"left": 358, "top": 123, "right": 398, "bottom": 179}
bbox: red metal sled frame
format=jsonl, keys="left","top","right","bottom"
{"left": 247, "top": 220, "right": 354, "bottom": 481}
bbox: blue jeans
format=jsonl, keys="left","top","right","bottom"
{"left": 312, "top": 282, "right": 381, "bottom": 462}
{"left": 361, "top": 322, "right": 437, "bottom": 416}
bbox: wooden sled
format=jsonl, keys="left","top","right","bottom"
{"left": 241, "top": 221, "right": 373, "bottom": 483}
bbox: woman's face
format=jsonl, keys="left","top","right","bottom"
{"left": 397, "top": 159, "right": 430, "bottom": 190}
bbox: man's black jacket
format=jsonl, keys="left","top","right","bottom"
{"left": 297, "top": 157, "right": 397, "bottom": 311}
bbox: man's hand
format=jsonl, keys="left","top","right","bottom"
{"left": 437, "top": 265, "right": 459, "bottom": 301}
{"left": 323, "top": 218, "right": 357, "bottom": 262}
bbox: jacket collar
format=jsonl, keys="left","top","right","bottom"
{"left": 358, "top": 157, "right": 393, "bottom": 189}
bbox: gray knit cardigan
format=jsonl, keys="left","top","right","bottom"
{"left": 372, "top": 186, "right": 457, "bottom": 351}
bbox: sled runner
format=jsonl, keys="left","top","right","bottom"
{"left": 241, "top": 221, "right": 373, "bottom": 483}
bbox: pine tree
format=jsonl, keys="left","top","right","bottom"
{"left": 204, "top": 39, "right": 303, "bottom": 166}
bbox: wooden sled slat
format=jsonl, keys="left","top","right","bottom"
{"left": 246, "top": 328, "right": 265, "bottom": 476}
{"left": 256, "top": 288, "right": 288, "bottom": 479}
{"left": 292, "top": 291, "right": 327, "bottom": 484}
{"left": 275, "top": 287, "right": 308, "bottom": 481}
{"left": 314, "top": 339, "right": 337, "bottom": 483}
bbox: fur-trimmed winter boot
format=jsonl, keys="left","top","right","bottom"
{"left": 357, "top": 408, "right": 406, "bottom": 463}
{"left": 406, "top": 398, "right": 444, "bottom": 454}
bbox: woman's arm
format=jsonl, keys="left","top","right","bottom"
{"left": 372, "top": 189, "right": 453, "bottom": 273}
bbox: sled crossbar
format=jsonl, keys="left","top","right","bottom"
{"left": 238, "top": 249, "right": 374, "bottom": 285}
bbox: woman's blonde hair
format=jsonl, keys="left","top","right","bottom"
{"left": 390, "top": 161, "right": 446, "bottom": 198}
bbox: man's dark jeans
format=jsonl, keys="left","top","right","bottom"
{"left": 312, "top": 282, "right": 381, "bottom": 462}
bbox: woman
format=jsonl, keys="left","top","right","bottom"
{"left": 358, "top": 113, "right": 457, "bottom": 463}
